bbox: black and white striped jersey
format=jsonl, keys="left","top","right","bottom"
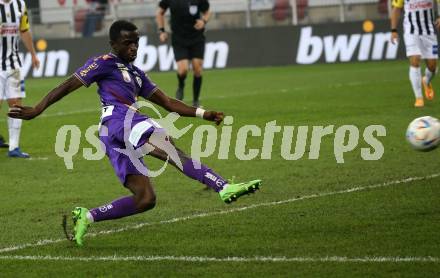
{"left": 0, "top": 0, "right": 29, "bottom": 71}
{"left": 392, "top": 0, "right": 437, "bottom": 35}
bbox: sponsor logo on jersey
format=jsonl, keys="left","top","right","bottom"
{"left": 0, "top": 26, "right": 18, "bottom": 35}
{"left": 134, "top": 36, "right": 229, "bottom": 72}
{"left": 79, "top": 62, "right": 98, "bottom": 77}
{"left": 409, "top": 2, "right": 433, "bottom": 10}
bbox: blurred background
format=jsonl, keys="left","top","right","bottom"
{"left": 22, "top": 1, "right": 400, "bottom": 79}
{"left": 29, "top": 0, "right": 391, "bottom": 38}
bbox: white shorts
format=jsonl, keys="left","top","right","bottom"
{"left": 0, "top": 69, "right": 25, "bottom": 100}
{"left": 404, "top": 34, "right": 439, "bottom": 59}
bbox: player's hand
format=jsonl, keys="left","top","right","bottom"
{"left": 159, "top": 32, "right": 168, "bottom": 43}
{"left": 7, "top": 105, "right": 40, "bottom": 120}
{"left": 203, "top": 111, "right": 224, "bottom": 125}
{"left": 391, "top": 31, "right": 399, "bottom": 44}
{"left": 32, "top": 54, "right": 40, "bottom": 69}
{"left": 194, "top": 19, "right": 205, "bottom": 30}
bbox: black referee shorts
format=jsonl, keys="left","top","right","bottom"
{"left": 172, "top": 40, "right": 205, "bottom": 62}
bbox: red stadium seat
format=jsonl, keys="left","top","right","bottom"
{"left": 74, "top": 9, "right": 87, "bottom": 33}
{"left": 272, "top": 0, "right": 308, "bottom": 21}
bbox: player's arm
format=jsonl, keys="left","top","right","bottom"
{"left": 20, "top": 31, "right": 39, "bottom": 69}
{"left": 148, "top": 88, "right": 224, "bottom": 125}
{"left": 390, "top": 0, "right": 403, "bottom": 44}
{"left": 8, "top": 75, "right": 83, "bottom": 120}
{"left": 19, "top": 6, "right": 39, "bottom": 69}
{"left": 156, "top": 4, "right": 168, "bottom": 43}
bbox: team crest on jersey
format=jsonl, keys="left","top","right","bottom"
{"left": 122, "top": 70, "right": 131, "bottom": 82}
{"left": 116, "top": 63, "right": 132, "bottom": 82}
{"left": 189, "top": 5, "right": 198, "bottom": 15}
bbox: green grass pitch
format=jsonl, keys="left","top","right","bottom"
{"left": 0, "top": 60, "right": 439, "bottom": 276}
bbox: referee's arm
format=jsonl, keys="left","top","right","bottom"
{"left": 156, "top": 6, "right": 168, "bottom": 43}
{"left": 194, "top": 9, "right": 211, "bottom": 30}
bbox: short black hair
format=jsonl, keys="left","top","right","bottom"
{"left": 109, "top": 20, "right": 137, "bottom": 41}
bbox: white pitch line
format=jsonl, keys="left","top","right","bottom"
{"left": 0, "top": 255, "right": 438, "bottom": 263}
{"left": 0, "top": 172, "right": 439, "bottom": 254}
{"left": 26, "top": 157, "right": 49, "bottom": 161}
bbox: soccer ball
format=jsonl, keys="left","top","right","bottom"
{"left": 406, "top": 116, "right": 440, "bottom": 151}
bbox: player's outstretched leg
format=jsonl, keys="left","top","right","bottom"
{"left": 145, "top": 134, "right": 262, "bottom": 203}
{"left": 182, "top": 159, "right": 262, "bottom": 203}
{"left": 71, "top": 175, "right": 155, "bottom": 246}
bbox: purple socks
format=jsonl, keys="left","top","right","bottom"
{"left": 90, "top": 196, "right": 137, "bottom": 222}
{"left": 89, "top": 160, "right": 227, "bottom": 222}
{"left": 182, "top": 159, "right": 227, "bottom": 192}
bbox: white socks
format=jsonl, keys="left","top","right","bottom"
{"left": 86, "top": 211, "right": 95, "bottom": 223}
{"left": 425, "top": 68, "right": 435, "bottom": 84}
{"left": 8, "top": 117, "right": 22, "bottom": 151}
{"left": 409, "top": 66, "right": 422, "bottom": 99}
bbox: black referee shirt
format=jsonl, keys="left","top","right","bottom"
{"left": 159, "top": 0, "right": 210, "bottom": 44}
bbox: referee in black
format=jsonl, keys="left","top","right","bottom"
{"left": 156, "top": 0, "right": 211, "bottom": 107}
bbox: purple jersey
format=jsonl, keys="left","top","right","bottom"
{"left": 74, "top": 53, "right": 157, "bottom": 119}
{"left": 74, "top": 53, "right": 163, "bottom": 185}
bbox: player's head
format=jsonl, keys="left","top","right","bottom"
{"left": 109, "top": 20, "right": 139, "bottom": 63}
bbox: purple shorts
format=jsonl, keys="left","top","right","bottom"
{"left": 99, "top": 111, "right": 164, "bottom": 185}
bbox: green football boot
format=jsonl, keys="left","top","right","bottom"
{"left": 219, "top": 179, "right": 262, "bottom": 203}
{"left": 72, "top": 207, "right": 91, "bottom": 246}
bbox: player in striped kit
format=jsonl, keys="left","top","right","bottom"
{"left": 0, "top": 0, "right": 39, "bottom": 157}
{"left": 391, "top": 0, "right": 440, "bottom": 107}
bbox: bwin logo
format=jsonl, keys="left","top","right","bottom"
{"left": 134, "top": 36, "right": 229, "bottom": 72}
{"left": 19, "top": 39, "right": 69, "bottom": 78}
{"left": 296, "top": 26, "right": 399, "bottom": 64}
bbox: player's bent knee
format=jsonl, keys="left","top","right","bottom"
{"left": 138, "top": 194, "right": 156, "bottom": 212}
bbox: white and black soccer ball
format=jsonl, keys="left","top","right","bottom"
{"left": 406, "top": 116, "right": 440, "bottom": 151}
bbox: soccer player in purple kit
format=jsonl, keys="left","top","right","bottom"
{"left": 8, "top": 20, "right": 261, "bottom": 246}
